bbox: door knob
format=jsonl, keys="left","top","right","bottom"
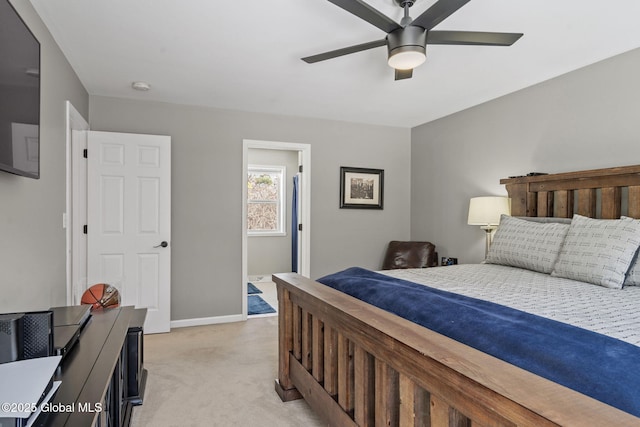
{"left": 154, "top": 241, "right": 168, "bottom": 248}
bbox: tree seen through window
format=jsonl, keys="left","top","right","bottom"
{"left": 247, "top": 166, "right": 284, "bottom": 234}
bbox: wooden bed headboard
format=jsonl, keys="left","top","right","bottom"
{"left": 501, "top": 164, "right": 640, "bottom": 219}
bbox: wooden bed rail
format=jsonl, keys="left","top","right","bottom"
{"left": 501, "top": 164, "right": 640, "bottom": 218}
{"left": 274, "top": 273, "right": 640, "bottom": 427}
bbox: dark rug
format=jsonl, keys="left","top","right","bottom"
{"left": 248, "top": 295, "right": 276, "bottom": 315}
{"left": 247, "top": 282, "right": 262, "bottom": 295}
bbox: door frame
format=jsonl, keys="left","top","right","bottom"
{"left": 65, "top": 101, "right": 89, "bottom": 305}
{"left": 242, "top": 139, "right": 311, "bottom": 319}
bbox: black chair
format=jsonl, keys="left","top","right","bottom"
{"left": 381, "top": 241, "right": 438, "bottom": 270}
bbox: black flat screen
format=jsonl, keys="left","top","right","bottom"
{"left": 0, "top": 0, "right": 40, "bottom": 179}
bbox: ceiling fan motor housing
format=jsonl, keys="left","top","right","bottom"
{"left": 394, "top": 0, "right": 415, "bottom": 7}
{"left": 387, "top": 26, "right": 427, "bottom": 67}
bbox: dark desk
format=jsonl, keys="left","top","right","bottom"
{"left": 34, "top": 306, "right": 146, "bottom": 427}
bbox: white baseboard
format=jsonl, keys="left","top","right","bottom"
{"left": 170, "top": 314, "right": 244, "bottom": 329}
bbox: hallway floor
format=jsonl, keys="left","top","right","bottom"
{"left": 249, "top": 280, "right": 278, "bottom": 318}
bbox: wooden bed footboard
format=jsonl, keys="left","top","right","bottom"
{"left": 274, "top": 273, "right": 640, "bottom": 427}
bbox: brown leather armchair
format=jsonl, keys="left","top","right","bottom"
{"left": 381, "top": 241, "right": 438, "bottom": 270}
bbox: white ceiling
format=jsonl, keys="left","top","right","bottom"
{"left": 29, "top": 0, "right": 640, "bottom": 128}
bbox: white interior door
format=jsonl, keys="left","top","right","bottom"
{"left": 87, "top": 131, "right": 171, "bottom": 334}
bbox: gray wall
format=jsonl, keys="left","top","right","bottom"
{"left": 0, "top": 0, "right": 88, "bottom": 313}
{"left": 88, "top": 96, "right": 411, "bottom": 321}
{"left": 411, "top": 47, "right": 640, "bottom": 264}
{"left": 247, "top": 148, "right": 298, "bottom": 277}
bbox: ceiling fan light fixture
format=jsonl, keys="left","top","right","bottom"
{"left": 302, "top": 0, "right": 522, "bottom": 81}
{"left": 387, "top": 46, "right": 426, "bottom": 70}
{"left": 387, "top": 26, "right": 427, "bottom": 70}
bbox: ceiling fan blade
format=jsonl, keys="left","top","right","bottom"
{"left": 327, "top": 0, "right": 401, "bottom": 33}
{"left": 411, "top": 0, "right": 470, "bottom": 31}
{"left": 427, "top": 31, "right": 523, "bottom": 46}
{"left": 394, "top": 69, "right": 413, "bottom": 80}
{"left": 302, "top": 39, "right": 387, "bottom": 64}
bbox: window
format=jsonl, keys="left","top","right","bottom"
{"left": 247, "top": 165, "right": 285, "bottom": 236}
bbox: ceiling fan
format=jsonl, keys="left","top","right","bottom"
{"left": 302, "top": 0, "right": 523, "bottom": 80}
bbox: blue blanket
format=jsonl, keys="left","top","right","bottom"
{"left": 318, "top": 267, "right": 640, "bottom": 417}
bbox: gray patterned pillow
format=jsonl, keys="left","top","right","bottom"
{"left": 626, "top": 256, "right": 640, "bottom": 286}
{"left": 486, "top": 215, "right": 570, "bottom": 274}
{"left": 551, "top": 214, "right": 640, "bottom": 289}
{"left": 622, "top": 217, "right": 640, "bottom": 286}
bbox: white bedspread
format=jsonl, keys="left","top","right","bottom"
{"left": 380, "top": 264, "right": 640, "bottom": 346}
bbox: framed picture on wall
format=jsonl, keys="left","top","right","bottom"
{"left": 340, "top": 166, "right": 384, "bottom": 209}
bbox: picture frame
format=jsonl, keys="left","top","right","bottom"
{"left": 340, "top": 166, "right": 384, "bottom": 209}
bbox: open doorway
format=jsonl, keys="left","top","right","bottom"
{"left": 242, "top": 140, "right": 311, "bottom": 319}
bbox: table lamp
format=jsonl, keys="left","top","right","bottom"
{"left": 467, "top": 196, "right": 511, "bottom": 257}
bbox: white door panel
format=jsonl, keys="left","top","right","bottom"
{"left": 88, "top": 131, "right": 171, "bottom": 334}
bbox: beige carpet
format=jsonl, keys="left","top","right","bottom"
{"left": 131, "top": 317, "right": 324, "bottom": 426}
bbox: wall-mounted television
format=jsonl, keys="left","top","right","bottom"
{"left": 0, "top": 0, "right": 41, "bottom": 179}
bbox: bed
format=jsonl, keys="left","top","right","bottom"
{"left": 273, "top": 164, "right": 640, "bottom": 426}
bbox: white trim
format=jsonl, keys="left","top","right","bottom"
{"left": 242, "top": 139, "right": 311, "bottom": 320}
{"left": 248, "top": 231, "right": 287, "bottom": 237}
{"left": 248, "top": 312, "right": 278, "bottom": 319}
{"left": 65, "top": 101, "right": 89, "bottom": 306}
{"left": 170, "top": 314, "right": 243, "bottom": 329}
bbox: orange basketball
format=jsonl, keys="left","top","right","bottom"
{"left": 81, "top": 283, "right": 120, "bottom": 310}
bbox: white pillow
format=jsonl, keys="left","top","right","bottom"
{"left": 485, "top": 215, "right": 570, "bottom": 274}
{"left": 551, "top": 214, "right": 640, "bottom": 289}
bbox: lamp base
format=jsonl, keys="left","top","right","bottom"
{"left": 480, "top": 225, "right": 497, "bottom": 258}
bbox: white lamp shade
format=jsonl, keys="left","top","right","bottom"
{"left": 467, "top": 196, "right": 511, "bottom": 226}
{"left": 387, "top": 50, "right": 426, "bottom": 70}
